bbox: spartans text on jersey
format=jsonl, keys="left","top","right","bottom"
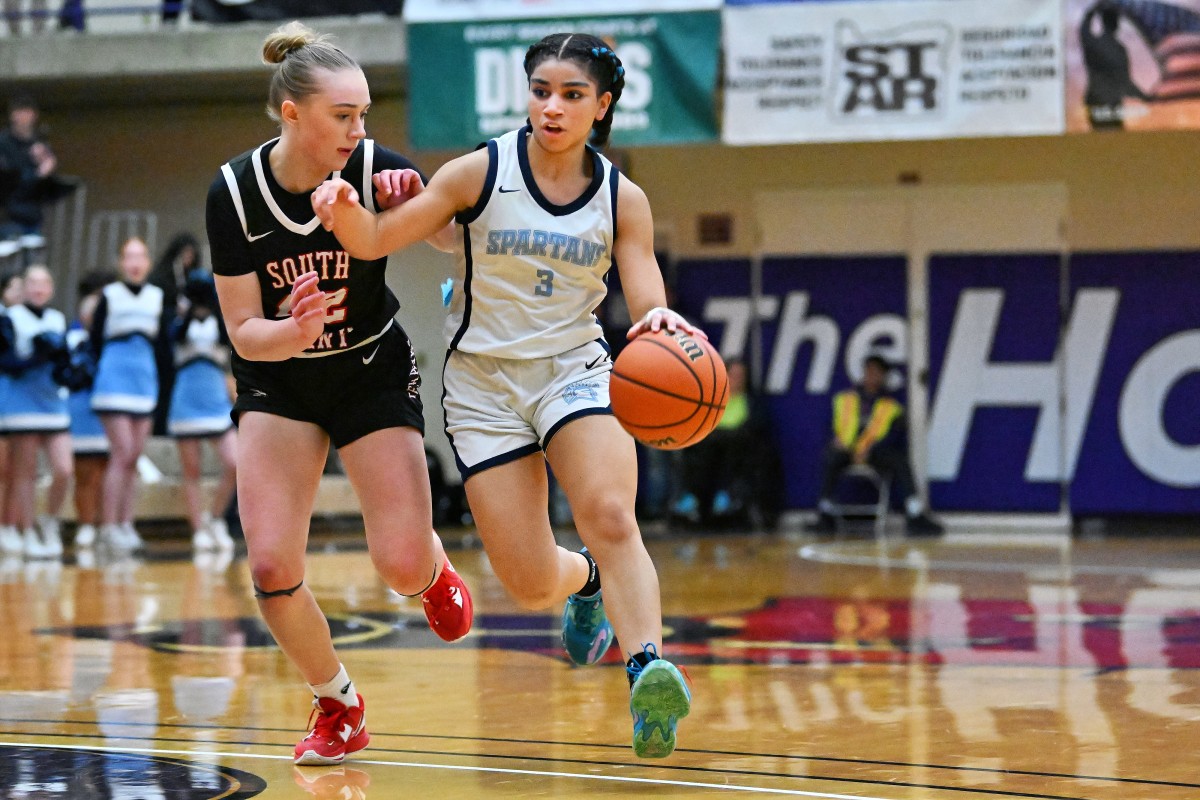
{"left": 485, "top": 229, "right": 607, "bottom": 268}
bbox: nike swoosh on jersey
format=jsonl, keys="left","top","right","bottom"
{"left": 498, "top": 186, "right": 521, "bottom": 194}
{"left": 362, "top": 343, "right": 382, "bottom": 365}
{"left": 585, "top": 355, "right": 608, "bottom": 370}
{"left": 247, "top": 230, "right": 273, "bottom": 242}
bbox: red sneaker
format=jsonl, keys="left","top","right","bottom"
{"left": 294, "top": 693, "right": 370, "bottom": 765}
{"left": 422, "top": 556, "right": 473, "bottom": 642}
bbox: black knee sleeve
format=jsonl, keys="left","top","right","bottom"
{"left": 254, "top": 579, "right": 305, "bottom": 599}
{"left": 397, "top": 563, "right": 439, "bottom": 597}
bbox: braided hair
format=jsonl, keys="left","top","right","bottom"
{"left": 523, "top": 33, "right": 626, "bottom": 149}
{"left": 261, "top": 21, "right": 359, "bottom": 124}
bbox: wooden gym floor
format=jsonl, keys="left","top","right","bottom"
{"left": 1, "top": 526, "right": 1199, "bottom": 799}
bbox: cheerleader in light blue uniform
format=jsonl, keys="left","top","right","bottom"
{"left": 3, "top": 265, "right": 74, "bottom": 558}
{"left": 90, "top": 237, "right": 164, "bottom": 551}
{"left": 168, "top": 268, "right": 236, "bottom": 552}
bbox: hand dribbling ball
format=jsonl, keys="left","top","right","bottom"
{"left": 610, "top": 330, "right": 728, "bottom": 450}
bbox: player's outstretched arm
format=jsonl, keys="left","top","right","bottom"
{"left": 314, "top": 151, "right": 486, "bottom": 261}
{"left": 614, "top": 178, "right": 707, "bottom": 340}
{"left": 215, "top": 271, "right": 326, "bottom": 362}
{"left": 373, "top": 169, "right": 458, "bottom": 253}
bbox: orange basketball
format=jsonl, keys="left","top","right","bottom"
{"left": 610, "top": 329, "right": 728, "bottom": 450}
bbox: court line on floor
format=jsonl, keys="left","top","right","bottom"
{"left": 5, "top": 717, "right": 1193, "bottom": 791}
{"left": 1, "top": 741, "right": 900, "bottom": 799}
{"left": 0, "top": 729, "right": 1102, "bottom": 800}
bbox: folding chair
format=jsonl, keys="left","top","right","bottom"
{"left": 834, "top": 464, "right": 891, "bottom": 541}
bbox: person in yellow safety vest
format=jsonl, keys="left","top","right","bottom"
{"left": 806, "top": 354, "right": 943, "bottom": 537}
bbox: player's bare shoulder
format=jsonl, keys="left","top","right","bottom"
{"left": 613, "top": 171, "right": 653, "bottom": 233}
{"left": 432, "top": 148, "right": 492, "bottom": 211}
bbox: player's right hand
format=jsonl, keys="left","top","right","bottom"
{"left": 288, "top": 271, "right": 326, "bottom": 344}
{"left": 627, "top": 306, "right": 708, "bottom": 341}
{"left": 312, "top": 178, "right": 359, "bottom": 230}
{"left": 373, "top": 168, "right": 425, "bottom": 210}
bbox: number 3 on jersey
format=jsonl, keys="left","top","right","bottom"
{"left": 535, "top": 269, "right": 555, "bottom": 297}
{"left": 275, "top": 286, "right": 349, "bottom": 323}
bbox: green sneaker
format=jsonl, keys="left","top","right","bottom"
{"left": 628, "top": 647, "right": 691, "bottom": 758}
{"left": 561, "top": 589, "right": 614, "bottom": 665}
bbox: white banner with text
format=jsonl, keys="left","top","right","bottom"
{"left": 723, "top": 0, "right": 1066, "bottom": 144}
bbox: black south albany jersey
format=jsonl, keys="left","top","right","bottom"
{"left": 206, "top": 138, "right": 421, "bottom": 360}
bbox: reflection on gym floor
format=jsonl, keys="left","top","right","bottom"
{"left": 1, "top": 531, "right": 1199, "bottom": 799}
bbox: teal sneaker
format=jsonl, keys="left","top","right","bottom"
{"left": 628, "top": 647, "right": 691, "bottom": 758}
{"left": 561, "top": 589, "right": 614, "bottom": 665}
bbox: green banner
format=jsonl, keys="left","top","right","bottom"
{"left": 408, "top": 12, "right": 720, "bottom": 150}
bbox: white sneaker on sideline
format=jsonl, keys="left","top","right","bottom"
{"left": 121, "top": 522, "right": 144, "bottom": 550}
{"left": 74, "top": 524, "right": 97, "bottom": 548}
{"left": 192, "top": 526, "right": 215, "bottom": 550}
{"left": 23, "top": 527, "right": 50, "bottom": 559}
{"left": 38, "top": 517, "right": 63, "bottom": 558}
{"left": 0, "top": 525, "right": 23, "bottom": 555}
{"left": 100, "top": 523, "right": 131, "bottom": 552}
{"left": 209, "top": 518, "right": 235, "bottom": 551}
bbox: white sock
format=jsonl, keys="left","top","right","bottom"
{"left": 906, "top": 496, "right": 924, "bottom": 517}
{"left": 308, "top": 663, "right": 358, "bottom": 707}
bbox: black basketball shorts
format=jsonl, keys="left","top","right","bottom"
{"left": 231, "top": 322, "right": 425, "bottom": 448}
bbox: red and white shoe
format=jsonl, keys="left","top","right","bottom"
{"left": 294, "top": 693, "right": 370, "bottom": 766}
{"left": 422, "top": 556, "right": 474, "bottom": 642}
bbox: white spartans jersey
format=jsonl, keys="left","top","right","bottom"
{"left": 446, "top": 126, "right": 618, "bottom": 359}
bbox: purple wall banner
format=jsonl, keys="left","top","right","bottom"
{"left": 676, "top": 256, "right": 907, "bottom": 509}
{"left": 676, "top": 251, "right": 1200, "bottom": 515}
{"left": 1069, "top": 252, "right": 1200, "bottom": 513}
{"left": 926, "top": 254, "right": 1065, "bottom": 512}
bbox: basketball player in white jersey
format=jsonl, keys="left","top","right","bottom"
{"left": 207, "top": 22, "right": 473, "bottom": 766}
{"left": 314, "top": 33, "right": 699, "bottom": 758}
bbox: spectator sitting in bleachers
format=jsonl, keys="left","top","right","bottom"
{"left": 806, "top": 354, "right": 943, "bottom": 537}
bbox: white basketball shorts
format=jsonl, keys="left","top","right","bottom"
{"left": 442, "top": 339, "right": 613, "bottom": 479}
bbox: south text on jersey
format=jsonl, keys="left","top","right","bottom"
{"left": 265, "top": 250, "right": 351, "bottom": 288}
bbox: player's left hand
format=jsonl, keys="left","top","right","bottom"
{"left": 627, "top": 306, "right": 709, "bottom": 341}
{"left": 373, "top": 169, "right": 425, "bottom": 210}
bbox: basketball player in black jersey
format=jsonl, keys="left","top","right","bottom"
{"left": 205, "top": 21, "right": 473, "bottom": 766}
